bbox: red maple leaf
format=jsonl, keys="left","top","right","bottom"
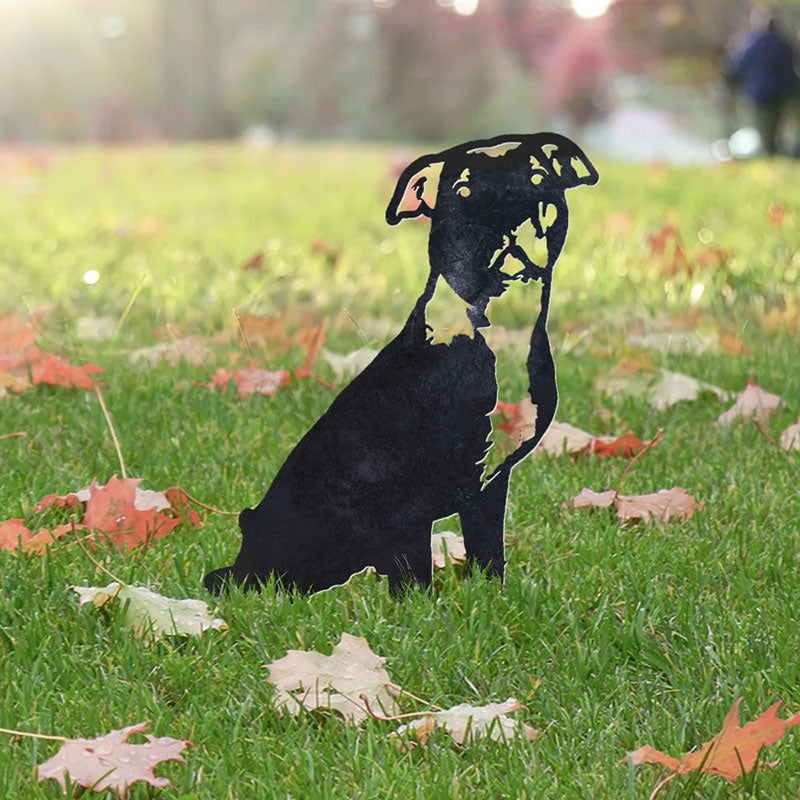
{"left": 31, "top": 353, "right": 103, "bottom": 389}
{"left": 82, "top": 476, "right": 187, "bottom": 551}
{"left": 0, "top": 310, "right": 102, "bottom": 392}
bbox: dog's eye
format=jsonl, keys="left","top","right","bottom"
{"left": 453, "top": 168, "right": 470, "bottom": 197}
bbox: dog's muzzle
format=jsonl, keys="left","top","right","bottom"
{"left": 490, "top": 201, "right": 563, "bottom": 284}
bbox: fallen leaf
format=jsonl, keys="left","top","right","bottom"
{"left": 780, "top": 419, "right": 800, "bottom": 451}
{"left": 647, "top": 221, "right": 679, "bottom": 257}
{"left": 392, "top": 698, "right": 537, "bottom": 746}
{"left": 0, "top": 311, "right": 102, "bottom": 395}
{"left": 566, "top": 487, "right": 702, "bottom": 523}
{"left": 82, "top": 477, "right": 188, "bottom": 551}
{"left": 22, "top": 524, "right": 86, "bottom": 555}
{"left": 650, "top": 370, "right": 729, "bottom": 411}
{"left": 113, "top": 218, "right": 165, "bottom": 238}
{"left": 628, "top": 329, "right": 717, "bottom": 355}
{"left": 626, "top": 698, "right": 800, "bottom": 783}
{"left": 26, "top": 476, "right": 199, "bottom": 553}
{"left": 311, "top": 238, "right": 342, "bottom": 269}
{"left": 0, "top": 519, "right": 32, "bottom": 551}
{"left": 768, "top": 202, "right": 787, "bottom": 226}
{"left": 575, "top": 431, "right": 645, "bottom": 459}
{"left": 30, "top": 353, "right": 103, "bottom": 389}
{"left": 603, "top": 211, "right": 634, "bottom": 237}
{"left": 321, "top": 347, "right": 376, "bottom": 383}
{"left": 537, "top": 420, "right": 604, "bottom": 456}
{"left": 718, "top": 331, "right": 749, "bottom": 357}
{"left": 34, "top": 481, "right": 171, "bottom": 514}
{"left": 72, "top": 582, "right": 227, "bottom": 639}
{"left": 293, "top": 319, "right": 327, "bottom": 381}
{"left": 431, "top": 531, "right": 466, "bottom": 569}
{"left": 615, "top": 488, "right": 702, "bottom": 523}
{"left": 717, "top": 378, "right": 786, "bottom": 426}
{"left": 762, "top": 302, "right": 800, "bottom": 335}
{"left": 129, "top": 337, "right": 212, "bottom": 368}
{"left": 208, "top": 366, "right": 289, "bottom": 398}
{"left": 241, "top": 250, "right": 265, "bottom": 272}
{"left": 74, "top": 316, "right": 116, "bottom": 342}
{"left": 492, "top": 398, "right": 537, "bottom": 446}
{"left": 693, "top": 246, "right": 729, "bottom": 271}
{"left": 266, "top": 632, "right": 400, "bottom": 723}
{"left": 567, "top": 488, "right": 617, "bottom": 510}
{"left": 37, "top": 722, "right": 190, "bottom": 796}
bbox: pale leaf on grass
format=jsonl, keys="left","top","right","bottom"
{"left": 650, "top": 370, "right": 729, "bottom": 411}
{"left": 129, "top": 337, "right": 212, "bottom": 368}
{"left": 392, "top": 698, "right": 537, "bottom": 746}
{"left": 72, "top": 582, "right": 227, "bottom": 639}
{"left": 717, "top": 378, "right": 785, "bottom": 426}
{"left": 597, "top": 367, "right": 728, "bottom": 411}
{"left": 266, "top": 632, "right": 400, "bottom": 724}
{"left": 780, "top": 419, "right": 800, "bottom": 451}
{"left": 37, "top": 722, "right": 189, "bottom": 797}
{"left": 321, "top": 347, "right": 376, "bottom": 383}
{"left": 537, "top": 421, "right": 612, "bottom": 456}
{"left": 629, "top": 329, "right": 717, "bottom": 355}
{"left": 431, "top": 531, "right": 466, "bottom": 569}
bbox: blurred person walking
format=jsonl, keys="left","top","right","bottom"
{"left": 725, "top": 8, "right": 800, "bottom": 156}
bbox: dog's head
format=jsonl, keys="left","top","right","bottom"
{"left": 386, "top": 134, "right": 598, "bottom": 308}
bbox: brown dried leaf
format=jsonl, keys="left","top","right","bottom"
{"left": 717, "top": 378, "right": 785, "bottom": 426}
{"left": 37, "top": 722, "right": 189, "bottom": 797}
{"left": 565, "top": 487, "right": 702, "bottom": 523}
{"left": 626, "top": 699, "right": 800, "bottom": 783}
{"left": 615, "top": 488, "right": 702, "bottom": 522}
{"left": 266, "top": 632, "right": 400, "bottom": 724}
{"left": 392, "top": 698, "right": 538, "bottom": 746}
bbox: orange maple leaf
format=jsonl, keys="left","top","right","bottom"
{"left": 293, "top": 318, "right": 328, "bottom": 381}
{"left": 627, "top": 699, "right": 800, "bottom": 783}
{"left": 574, "top": 431, "right": 645, "bottom": 459}
{"left": 0, "top": 519, "right": 32, "bottom": 551}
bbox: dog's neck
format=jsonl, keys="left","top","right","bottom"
{"left": 422, "top": 273, "right": 531, "bottom": 347}
{"left": 423, "top": 275, "right": 475, "bottom": 345}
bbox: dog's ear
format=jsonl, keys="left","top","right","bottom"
{"left": 386, "top": 158, "right": 444, "bottom": 225}
{"left": 538, "top": 140, "right": 599, "bottom": 190}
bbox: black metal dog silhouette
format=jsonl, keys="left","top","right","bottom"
{"left": 205, "top": 133, "right": 598, "bottom": 596}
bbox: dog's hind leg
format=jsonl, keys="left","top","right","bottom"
{"left": 385, "top": 526, "right": 434, "bottom": 597}
{"left": 459, "top": 472, "right": 508, "bottom": 582}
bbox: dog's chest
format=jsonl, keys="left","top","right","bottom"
{"left": 483, "top": 278, "right": 537, "bottom": 397}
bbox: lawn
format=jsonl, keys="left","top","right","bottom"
{"left": 1, "top": 143, "right": 799, "bottom": 799}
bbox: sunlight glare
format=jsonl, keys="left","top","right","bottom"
{"left": 453, "top": 0, "right": 479, "bottom": 16}
{"left": 83, "top": 270, "right": 100, "bottom": 285}
{"left": 572, "top": 0, "right": 613, "bottom": 18}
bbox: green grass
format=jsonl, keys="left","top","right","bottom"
{"left": 1, "top": 144, "right": 800, "bottom": 798}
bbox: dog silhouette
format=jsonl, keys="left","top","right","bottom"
{"left": 205, "top": 133, "right": 597, "bottom": 596}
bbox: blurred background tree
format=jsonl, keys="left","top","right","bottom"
{"left": 0, "top": 0, "right": 798, "bottom": 143}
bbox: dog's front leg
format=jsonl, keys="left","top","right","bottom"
{"left": 459, "top": 471, "right": 509, "bottom": 581}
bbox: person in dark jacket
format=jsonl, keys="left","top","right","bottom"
{"left": 726, "top": 9, "right": 800, "bottom": 155}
